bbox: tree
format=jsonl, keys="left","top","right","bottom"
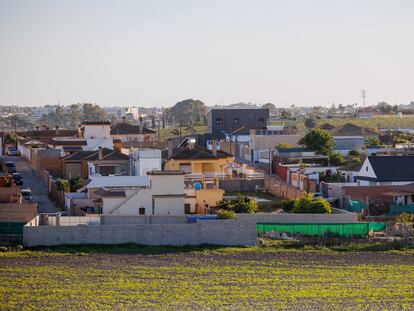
{"left": 4, "top": 133, "right": 17, "bottom": 144}
{"left": 82, "top": 103, "right": 107, "bottom": 121}
{"left": 304, "top": 117, "right": 317, "bottom": 129}
{"left": 280, "top": 109, "right": 292, "bottom": 119}
{"left": 262, "top": 103, "right": 276, "bottom": 115}
{"left": 168, "top": 99, "right": 208, "bottom": 125}
{"left": 299, "top": 128, "right": 336, "bottom": 155}
{"left": 376, "top": 102, "right": 393, "bottom": 114}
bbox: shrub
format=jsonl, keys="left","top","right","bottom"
{"left": 216, "top": 199, "right": 235, "bottom": 211}
{"left": 292, "top": 192, "right": 332, "bottom": 214}
{"left": 217, "top": 194, "right": 258, "bottom": 214}
{"left": 69, "top": 177, "right": 86, "bottom": 192}
{"left": 396, "top": 212, "right": 414, "bottom": 223}
{"left": 217, "top": 209, "right": 236, "bottom": 219}
{"left": 56, "top": 179, "right": 70, "bottom": 193}
{"left": 348, "top": 149, "right": 359, "bottom": 157}
{"left": 329, "top": 152, "right": 345, "bottom": 166}
{"left": 281, "top": 199, "right": 295, "bottom": 212}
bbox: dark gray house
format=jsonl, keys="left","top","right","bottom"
{"left": 207, "top": 108, "right": 269, "bottom": 139}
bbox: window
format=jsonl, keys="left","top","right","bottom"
{"left": 215, "top": 118, "right": 223, "bottom": 125}
{"left": 366, "top": 166, "right": 368, "bottom": 172}
{"left": 233, "top": 118, "right": 239, "bottom": 124}
{"left": 139, "top": 207, "right": 145, "bottom": 215}
{"left": 257, "top": 117, "right": 265, "bottom": 125}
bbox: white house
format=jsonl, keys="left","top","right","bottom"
{"left": 356, "top": 155, "right": 414, "bottom": 186}
{"left": 82, "top": 121, "right": 113, "bottom": 150}
{"left": 121, "top": 148, "right": 162, "bottom": 176}
{"left": 89, "top": 171, "right": 186, "bottom": 215}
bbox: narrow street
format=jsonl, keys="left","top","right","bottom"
{"left": 5, "top": 156, "right": 58, "bottom": 213}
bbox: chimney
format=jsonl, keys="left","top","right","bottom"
{"left": 168, "top": 139, "right": 173, "bottom": 158}
{"left": 98, "top": 146, "right": 103, "bottom": 160}
{"left": 211, "top": 140, "right": 217, "bottom": 156}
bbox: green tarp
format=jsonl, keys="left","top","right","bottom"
{"left": 0, "top": 222, "right": 25, "bottom": 235}
{"left": 257, "top": 222, "right": 386, "bottom": 238}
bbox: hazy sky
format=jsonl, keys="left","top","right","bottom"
{"left": 1, "top": 0, "right": 413, "bottom": 108}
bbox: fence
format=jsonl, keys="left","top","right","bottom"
{"left": 347, "top": 199, "right": 368, "bottom": 212}
{"left": 264, "top": 175, "right": 304, "bottom": 200}
{"left": 389, "top": 204, "right": 414, "bottom": 215}
{"left": 219, "top": 179, "right": 264, "bottom": 193}
{"left": 257, "top": 222, "right": 386, "bottom": 238}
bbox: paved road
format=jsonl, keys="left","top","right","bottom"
{"left": 5, "top": 156, "right": 58, "bottom": 213}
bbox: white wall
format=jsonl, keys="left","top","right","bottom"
{"left": 154, "top": 197, "right": 185, "bottom": 215}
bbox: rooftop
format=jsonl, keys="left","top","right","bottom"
{"left": 87, "top": 176, "right": 150, "bottom": 188}
{"left": 111, "top": 122, "right": 156, "bottom": 135}
{"left": 62, "top": 147, "right": 129, "bottom": 161}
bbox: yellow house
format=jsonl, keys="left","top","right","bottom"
{"left": 164, "top": 145, "right": 234, "bottom": 178}
{"left": 165, "top": 144, "right": 233, "bottom": 213}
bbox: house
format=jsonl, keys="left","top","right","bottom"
{"left": 356, "top": 155, "right": 414, "bottom": 186}
{"left": 333, "top": 136, "right": 365, "bottom": 154}
{"left": 165, "top": 140, "right": 234, "bottom": 183}
{"left": 48, "top": 138, "right": 88, "bottom": 156}
{"left": 61, "top": 147, "right": 130, "bottom": 178}
{"left": 81, "top": 120, "right": 114, "bottom": 150}
{"left": 207, "top": 108, "right": 269, "bottom": 139}
{"left": 16, "top": 128, "right": 79, "bottom": 140}
{"left": 110, "top": 122, "right": 156, "bottom": 143}
{"left": 327, "top": 123, "right": 378, "bottom": 138}
{"left": 89, "top": 171, "right": 186, "bottom": 215}
{"left": 344, "top": 183, "right": 414, "bottom": 215}
{"left": 121, "top": 148, "right": 162, "bottom": 176}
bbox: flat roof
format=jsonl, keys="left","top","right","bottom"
{"left": 147, "top": 170, "right": 185, "bottom": 175}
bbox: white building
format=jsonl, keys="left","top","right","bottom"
{"left": 124, "top": 107, "right": 140, "bottom": 120}
{"left": 121, "top": 148, "right": 162, "bottom": 176}
{"left": 82, "top": 121, "right": 113, "bottom": 150}
{"left": 356, "top": 155, "right": 414, "bottom": 186}
{"left": 88, "top": 171, "right": 186, "bottom": 215}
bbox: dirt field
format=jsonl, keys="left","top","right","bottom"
{"left": 1, "top": 246, "right": 414, "bottom": 310}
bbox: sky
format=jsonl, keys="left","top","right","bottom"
{"left": 0, "top": 0, "right": 413, "bottom": 108}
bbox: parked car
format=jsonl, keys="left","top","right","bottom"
{"left": 20, "top": 188, "right": 33, "bottom": 202}
{"left": 5, "top": 161, "right": 16, "bottom": 173}
{"left": 12, "top": 173, "right": 23, "bottom": 185}
{"left": 7, "top": 147, "right": 19, "bottom": 156}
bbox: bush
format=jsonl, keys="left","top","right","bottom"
{"left": 281, "top": 199, "right": 295, "bottom": 212}
{"left": 69, "top": 177, "right": 86, "bottom": 192}
{"left": 348, "top": 149, "right": 359, "bottom": 157}
{"left": 292, "top": 192, "right": 332, "bottom": 214}
{"left": 56, "top": 179, "right": 70, "bottom": 193}
{"left": 396, "top": 212, "right": 414, "bottom": 223}
{"left": 329, "top": 152, "right": 345, "bottom": 166}
{"left": 216, "top": 194, "right": 258, "bottom": 214}
{"left": 217, "top": 209, "right": 236, "bottom": 219}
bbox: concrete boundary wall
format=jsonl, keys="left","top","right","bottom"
{"left": 23, "top": 220, "right": 257, "bottom": 247}
{"left": 236, "top": 212, "right": 358, "bottom": 224}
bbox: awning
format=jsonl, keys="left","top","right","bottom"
{"left": 221, "top": 163, "right": 242, "bottom": 169}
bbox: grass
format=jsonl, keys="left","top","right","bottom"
{"left": 158, "top": 125, "right": 207, "bottom": 140}
{"left": 1, "top": 242, "right": 414, "bottom": 310}
{"left": 272, "top": 114, "right": 414, "bottom": 131}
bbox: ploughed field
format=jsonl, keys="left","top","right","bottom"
{"left": 1, "top": 246, "right": 414, "bottom": 310}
